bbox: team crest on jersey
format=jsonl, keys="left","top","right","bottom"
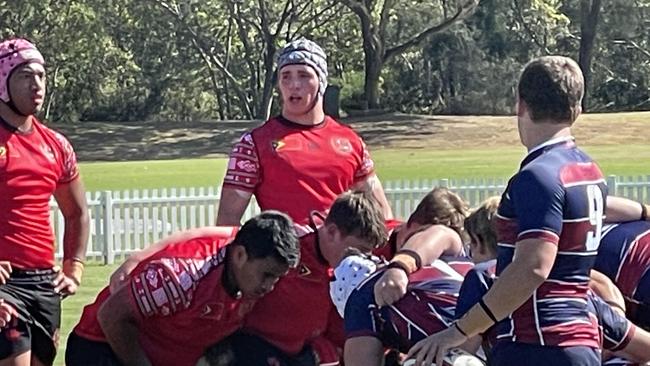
{"left": 331, "top": 137, "right": 352, "bottom": 154}
{"left": 272, "top": 139, "right": 285, "bottom": 151}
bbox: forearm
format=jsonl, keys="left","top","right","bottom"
{"left": 457, "top": 260, "right": 546, "bottom": 337}
{"left": 63, "top": 210, "right": 90, "bottom": 261}
{"left": 215, "top": 188, "right": 252, "bottom": 225}
{"left": 370, "top": 177, "right": 393, "bottom": 220}
{"left": 101, "top": 319, "right": 151, "bottom": 366}
{"left": 605, "top": 196, "right": 649, "bottom": 223}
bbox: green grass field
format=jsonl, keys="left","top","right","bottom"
{"left": 79, "top": 144, "right": 650, "bottom": 192}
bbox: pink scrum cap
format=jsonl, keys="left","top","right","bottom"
{"left": 0, "top": 38, "right": 45, "bottom": 102}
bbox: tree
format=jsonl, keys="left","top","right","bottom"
{"left": 578, "top": 0, "right": 602, "bottom": 111}
{"left": 338, "top": 0, "right": 479, "bottom": 109}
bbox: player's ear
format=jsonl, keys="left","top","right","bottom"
{"left": 231, "top": 245, "right": 249, "bottom": 267}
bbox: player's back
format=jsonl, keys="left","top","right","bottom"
{"left": 344, "top": 259, "right": 471, "bottom": 353}
{"left": 596, "top": 221, "right": 650, "bottom": 304}
{"left": 495, "top": 138, "right": 605, "bottom": 347}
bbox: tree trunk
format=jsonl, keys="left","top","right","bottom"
{"left": 363, "top": 46, "right": 383, "bottom": 110}
{"left": 578, "top": 0, "right": 602, "bottom": 112}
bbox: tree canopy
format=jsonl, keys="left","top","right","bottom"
{"left": 2, "top": 0, "right": 649, "bottom": 122}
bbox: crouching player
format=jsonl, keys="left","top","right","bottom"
{"left": 453, "top": 197, "right": 650, "bottom": 366}
{"left": 330, "top": 250, "right": 483, "bottom": 366}
{"left": 65, "top": 211, "right": 300, "bottom": 366}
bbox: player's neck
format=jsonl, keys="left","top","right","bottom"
{"left": 223, "top": 249, "right": 243, "bottom": 299}
{"left": 282, "top": 104, "right": 325, "bottom": 126}
{"left": 0, "top": 102, "right": 33, "bottom": 133}
{"left": 522, "top": 121, "right": 572, "bottom": 151}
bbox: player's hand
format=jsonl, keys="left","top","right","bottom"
{"left": 406, "top": 325, "right": 467, "bottom": 366}
{"left": 109, "top": 257, "right": 140, "bottom": 293}
{"left": 0, "top": 299, "right": 17, "bottom": 328}
{"left": 374, "top": 267, "right": 409, "bottom": 306}
{"left": 53, "top": 270, "right": 79, "bottom": 297}
{"left": 0, "top": 261, "right": 12, "bottom": 285}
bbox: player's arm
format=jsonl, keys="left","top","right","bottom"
{"left": 98, "top": 282, "right": 152, "bottom": 366}
{"left": 407, "top": 239, "right": 556, "bottom": 365}
{"left": 458, "top": 238, "right": 557, "bottom": 336}
{"left": 216, "top": 133, "right": 260, "bottom": 225}
{"left": 343, "top": 337, "right": 384, "bottom": 366}
{"left": 374, "top": 225, "right": 459, "bottom": 306}
{"left": 216, "top": 188, "right": 253, "bottom": 225}
{"left": 352, "top": 174, "right": 394, "bottom": 220}
{"left": 605, "top": 196, "right": 650, "bottom": 223}
{"left": 53, "top": 177, "right": 89, "bottom": 294}
{"left": 616, "top": 326, "right": 650, "bottom": 364}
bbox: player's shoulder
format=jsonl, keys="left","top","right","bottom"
{"left": 34, "top": 120, "right": 73, "bottom": 147}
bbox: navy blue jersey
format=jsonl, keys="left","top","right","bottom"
{"left": 596, "top": 221, "right": 650, "bottom": 306}
{"left": 495, "top": 137, "right": 606, "bottom": 348}
{"left": 343, "top": 259, "right": 472, "bottom": 353}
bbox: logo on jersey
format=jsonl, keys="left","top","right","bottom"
{"left": 272, "top": 139, "right": 286, "bottom": 151}
{"left": 298, "top": 264, "right": 311, "bottom": 277}
{"left": 236, "top": 160, "right": 257, "bottom": 173}
{"left": 331, "top": 137, "right": 352, "bottom": 154}
{"left": 0, "top": 146, "right": 5, "bottom": 157}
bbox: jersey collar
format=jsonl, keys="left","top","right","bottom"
{"left": 520, "top": 135, "right": 575, "bottom": 169}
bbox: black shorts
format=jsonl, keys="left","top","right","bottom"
{"left": 0, "top": 268, "right": 61, "bottom": 364}
{"left": 203, "top": 332, "right": 318, "bottom": 366}
{"left": 65, "top": 332, "right": 122, "bottom": 366}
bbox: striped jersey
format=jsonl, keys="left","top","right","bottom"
{"left": 344, "top": 258, "right": 473, "bottom": 353}
{"left": 495, "top": 136, "right": 606, "bottom": 348}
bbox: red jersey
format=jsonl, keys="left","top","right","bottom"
{"left": 73, "top": 229, "right": 254, "bottom": 366}
{"left": 0, "top": 117, "right": 79, "bottom": 268}
{"left": 243, "top": 222, "right": 332, "bottom": 355}
{"left": 222, "top": 116, "right": 374, "bottom": 223}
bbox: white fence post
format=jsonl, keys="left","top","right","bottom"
{"left": 101, "top": 191, "right": 115, "bottom": 265}
{"left": 50, "top": 174, "right": 650, "bottom": 261}
{"left": 607, "top": 175, "right": 617, "bottom": 196}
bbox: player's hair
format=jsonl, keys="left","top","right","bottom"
{"left": 464, "top": 196, "right": 500, "bottom": 256}
{"left": 407, "top": 187, "right": 469, "bottom": 241}
{"left": 232, "top": 210, "right": 300, "bottom": 268}
{"left": 325, "top": 190, "right": 386, "bottom": 249}
{"left": 518, "top": 55, "right": 584, "bottom": 124}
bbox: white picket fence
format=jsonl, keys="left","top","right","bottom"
{"left": 49, "top": 175, "right": 650, "bottom": 264}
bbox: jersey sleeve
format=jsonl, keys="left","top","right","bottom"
{"left": 344, "top": 287, "right": 381, "bottom": 340}
{"left": 353, "top": 137, "right": 375, "bottom": 183}
{"left": 455, "top": 268, "right": 490, "bottom": 319}
{"left": 221, "top": 132, "right": 260, "bottom": 192}
{"left": 590, "top": 294, "right": 635, "bottom": 352}
{"left": 510, "top": 169, "right": 564, "bottom": 245}
{"left": 54, "top": 132, "right": 79, "bottom": 184}
{"left": 129, "top": 259, "right": 197, "bottom": 319}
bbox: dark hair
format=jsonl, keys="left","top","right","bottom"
{"left": 232, "top": 210, "right": 300, "bottom": 268}
{"left": 464, "top": 196, "right": 500, "bottom": 255}
{"left": 407, "top": 187, "right": 468, "bottom": 241}
{"left": 325, "top": 190, "right": 386, "bottom": 249}
{"left": 517, "top": 55, "right": 584, "bottom": 124}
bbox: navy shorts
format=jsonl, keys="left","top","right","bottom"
{"left": 65, "top": 332, "right": 122, "bottom": 366}
{"left": 0, "top": 268, "right": 61, "bottom": 364}
{"left": 492, "top": 342, "right": 600, "bottom": 366}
